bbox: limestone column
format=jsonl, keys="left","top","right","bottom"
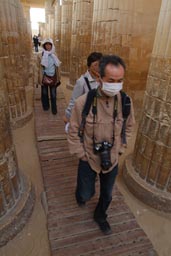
{"left": 60, "top": 0, "right": 73, "bottom": 74}
{"left": 69, "top": 0, "right": 94, "bottom": 87}
{"left": 22, "top": 4, "right": 31, "bottom": 21}
{"left": 39, "top": 22, "right": 46, "bottom": 40}
{"left": 20, "top": 3, "right": 32, "bottom": 51}
{"left": 45, "top": 0, "right": 54, "bottom": 22}
{"left": 48, "top": 13, "right": 55, "bottom": 41}
{"left": 91, "top": 0, "right": 119, "bottom": 53}
{"left": 45, "top": 0, "right": 55, "bottom": 38}
{"left": 17, "top": 3, "right": 32, "bottom": 80}
{"left": 54, "top": 1, "right": 62, "bottom": 59}
{"left": 0, "top": 60, "right": 35, "bottom": 247}
{"left": 91, "top": 0, "right": 161, "bottom": 115}
{"left": 123, "top": 0, "right": 171, "bottom": 212}
{"left": 0, "top": 0, "right": 32, "bottom": 129}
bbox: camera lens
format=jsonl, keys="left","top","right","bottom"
{"left": 94, "top": 141, "right": 113, "bottom": 170}
{"left": 101, "top": 161, "right": 112, "bottom": 170}
{"left": 100, "top": 149, "right": 112, "bottom": 170}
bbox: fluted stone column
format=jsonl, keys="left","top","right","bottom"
{"left": 48, "top": 14, "right": 55, "bottom": 41}
{"left": 20, "top": 3, "right": 32, "bottom": 51}
{"left": 54, "top": 1, "right": 62, "bottom": 59}
{"left": 22, "top": 4, "right": 31, "bottom": 21}
{"left": 69, "top": 0, "right": 94, "bottom": 87}
{"left": 0, "top": 68, "right": 17, "bottom": 217}
{"left": 17, "top": 3, "right": 32, "bottom": 82}
{"left": 45, "top": 0, "right": 55, "bottom": 39}
{"left": 60, "top": 0, "right": 73, "bottom": 74}
{"left": 123, "top": 0, "right": 171, "bottom": 212}
{"left": 0, "top": 0, "right": 32, "bottom": 129}
{"left": 91, "top": 0, "right": 119, "bottom": 53}
{"left": 0, "top": 60, "right": 35, "bottom": 247}
{"left": 39, "top": 22, "right": 47, "bottom": 40}
{"left": 91, "top": 0, "right": 161, "bottom": 116}
{"left": 45, "top": 0, "right": 54, "bottom": 22}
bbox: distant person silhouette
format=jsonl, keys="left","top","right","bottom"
{"left": 33, "top": 35, "right": 39, "bottom": 52}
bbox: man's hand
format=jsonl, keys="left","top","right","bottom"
{"left": 80, "top": 155, "right": 88, "bottom": 161}
{"left": 119, "top": 144, "right": 127, "bottom": 155}
{"left": 63, "top": 115, "right": 69, "bottom": 124}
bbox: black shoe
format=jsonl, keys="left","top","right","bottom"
{"left": 52, "top": 109, "right": 57, "bottom": 115}
{"left": 94, "top": 219, "right": 112, "bottom": 235}
{"left": 43, "top": 107, "right": 49, "bottom": 111}
{"left": 77, "top": 200, "right": 86, "bottom": 207}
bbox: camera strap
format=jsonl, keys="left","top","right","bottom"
{"left": 78, "top": 89, "right": 131, "bottom": 145}
{"left": 78, "top": 88, "right": 97, "bottom": 142}
{"left": 84, "top": 77, "right": 91, "bottom": 91}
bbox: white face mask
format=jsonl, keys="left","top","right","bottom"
{"left": 102, "top": 82, "right": 123, "bottom": 97}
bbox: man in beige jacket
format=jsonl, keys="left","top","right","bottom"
{"left": 68, "top": 55, "right": 135, "bottom": 235}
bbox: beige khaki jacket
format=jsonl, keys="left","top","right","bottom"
{"left": 68, "top": 91, "right": 135, "bottom": 174}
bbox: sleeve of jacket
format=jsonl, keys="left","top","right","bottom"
{"left": 125, "top": 98, "right": 136, "bottom": 142}
{"left": 119, "top": 97, "right": 136, "bottom": 155}
{"left": 65, "top": 76, "right": 85, "bottom": 119}
{"left": 67, "top": 96, "right": 86, "bottom": 159}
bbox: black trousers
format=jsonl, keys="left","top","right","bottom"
{"left": 76, "top": 160, "right": 118, "bottom": 222}
{"left": 41, "top": 85, "right": 57, "bottom": 113}
{"left": 34, "top": 44, "right": 38, "bottom": 52}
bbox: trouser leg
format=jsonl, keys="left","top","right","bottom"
{"left": 41, "top": 85, "right": 49, "bottom": 110}
{"left": 76, "top": 160, "right": 97, "bottom": 204}
{"left": 50, "top": 86, "right": 57, "bottom": 114}
{"left": 94, "top": 165, "right": 118, "bottom": 222}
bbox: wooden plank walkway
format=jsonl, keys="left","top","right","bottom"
{"left": 34, "top": 86, "right": 158, "bottom": 256}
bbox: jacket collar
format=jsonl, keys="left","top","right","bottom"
{"left": 85, "top": 70, "right": 96, "bottom": 82}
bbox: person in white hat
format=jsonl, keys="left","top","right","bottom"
{"left": 40, "top": 38, "right": 61, "bottom": 115}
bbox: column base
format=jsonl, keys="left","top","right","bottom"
{"left": 123, "top": 154, "right": 171, "bottom": 213}
{"left": 11, "top": 108, "right": 33, "bottom": 129}
{"left": 0, "top": 173, "right": 35, "bottom": 247}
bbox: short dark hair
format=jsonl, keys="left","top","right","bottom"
{"left": 87, "top": 52, "right": 103, "bottom": 67}
{"left": 99, "top": 55, "right": 126, "bottom": 78}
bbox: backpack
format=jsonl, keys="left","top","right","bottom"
{"left": 78, "top": 88, "right": 131, "bottom": 145}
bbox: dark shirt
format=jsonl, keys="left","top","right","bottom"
{"left": 33, "top": 37, "right": 39, "bottom": 46}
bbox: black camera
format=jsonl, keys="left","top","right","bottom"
{"left": 94, "top": 141, "right": 113, "bottom": 170}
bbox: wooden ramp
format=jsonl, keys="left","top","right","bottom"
{"left": 34, "top": 86, "right": 157, "bottom": 256}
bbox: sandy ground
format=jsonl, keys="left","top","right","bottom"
{"left": 0, "top": 76, "right": 171, "bottom": 256}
